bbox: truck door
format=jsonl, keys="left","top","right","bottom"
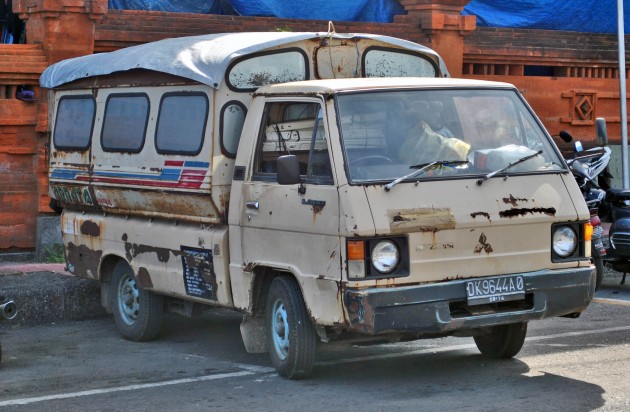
{"left": 238, "top": 98, "right": 341, "bottom": 293}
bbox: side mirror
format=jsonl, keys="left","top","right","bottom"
{"left": 558, "top": 130, "right": 573, "bottom": 143}
{"left": 574, "top": 141, "right": 583, "bottom": 153}
{"left": 596, "top": 117, "right": 608, "bottom": 146}
{"left": 276, "top": 155, "right": 301, "bottom": 185}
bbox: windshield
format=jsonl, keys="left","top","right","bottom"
{"left": 336, "top": 88, "right": 565, "bottom": 184}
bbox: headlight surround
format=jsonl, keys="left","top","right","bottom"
{"left": 552, "top": 225, "right": 578, "bottom": 257}
{"left": 371, "top": 240, "right": 399, "bottom": 274}
{"left": 346, "top": 236, "right": 409, "bottom": 280}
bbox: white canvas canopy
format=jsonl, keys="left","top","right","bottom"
{"left": 40, "top": 31, "right": 448, "bottom": 89}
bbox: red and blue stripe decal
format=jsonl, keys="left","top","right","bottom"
{"left": 50, "top": 160, "right": 210, "bottom": 189}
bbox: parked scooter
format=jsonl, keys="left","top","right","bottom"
{"left": 559, "top": 118, "right": 611, "bottom": 290}
{"left": 0, "top": 295, "right": 17, "bottom": 364}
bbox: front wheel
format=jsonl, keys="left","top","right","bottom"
{"left": 111, "top": 261, "right": 163, "bottom": 342}
{"left": 473, "top": 322, "right": 527, "bottom": 358}
{"left": 266, "top": 276, "right": 317, "bottom": 379}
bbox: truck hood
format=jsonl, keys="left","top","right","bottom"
{"left": 359, "top": 173, "right": 585, "bottom": 282}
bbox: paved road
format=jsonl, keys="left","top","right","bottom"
{"left": 1, "top": 278, "right": 630, "bottom": 411}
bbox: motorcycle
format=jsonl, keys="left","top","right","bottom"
{"left": 559, "top": 118, "right": 611, "bottom": 290}
{"left": 0, "top": 295, "right": 17, "bottom": 364}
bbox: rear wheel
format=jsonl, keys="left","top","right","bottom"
{"left": 111, "top": 261, "right": 163, "bottom": 342}
{"left": 473, "top": 322, "right": 527, "bottom": 358}
{"left": 266, "top": 276, "right": 317, "bottom": 379}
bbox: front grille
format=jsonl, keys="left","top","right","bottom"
{"left": 449, "top": 294, "right": 534, "bottom": 318}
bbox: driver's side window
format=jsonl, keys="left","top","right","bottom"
{"left": 253, "top": 100, "right": 333, "bottom": 184}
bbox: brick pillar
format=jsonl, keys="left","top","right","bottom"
{"left": 396, "top": 0, "right": 476, "bottom": 77}
{"left": 15, "top": 0, "right": 107, "bottom": 65}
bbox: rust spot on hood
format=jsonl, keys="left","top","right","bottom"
{"left": 470, "top": 212, "right": 491, "bottom": 221}
{"left": 388, "top": 208, "right": 456, "bottom": 234}
{"left": 499, "top": 207, "right": 556, "bottom": 218}
{"left": 502, "top": 195, "right": 528, "bottom": 207}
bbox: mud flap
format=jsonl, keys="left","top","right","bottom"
{"left": 240, "top": 314, "right": 268, "bottom": 353}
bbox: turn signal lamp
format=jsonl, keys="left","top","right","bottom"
{"left": 347, "top": 240, "right": 366, "bottom": 279}
{"left": 584, "top": 222, "right": 593, "bottom": 241}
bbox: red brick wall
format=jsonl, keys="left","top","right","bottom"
{"left": 0, "top": 44, "right": 47, "bottom": 249}
{"left": 2, "top": 1, "right": 629, "bottom": 251}
{"left": 94, "top": 10, "right": 428, "bottom": 52}
{"left": 463, "top": 27, "right": 630, "bottom": 148}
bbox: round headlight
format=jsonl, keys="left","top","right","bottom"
{"left": 553, "top": 226, "right": 577, "bottom": 257}
{"left": 371, "top": 240, "right": 399, "bottom": 274}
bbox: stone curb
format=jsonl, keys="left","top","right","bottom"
{"left": 0, "top": 264, "right": 106, "bottom": 326}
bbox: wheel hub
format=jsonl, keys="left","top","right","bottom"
{"left": 271, "top": 299, "right": 289, "bottom": 360}
{"left": 118, "top": 274, "right": 139, "bottom": 325}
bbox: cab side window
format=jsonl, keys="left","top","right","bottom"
{"left": 253, "top": 100, "right": 333, "bottom": 185}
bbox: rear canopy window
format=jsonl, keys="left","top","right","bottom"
{"left": 101, "top": 94, "right": 149, "bottom": 152}
{"left": 227, "top": 49, "right": 308, "bottom": 91}
{"left": 53, "top": 96, "right": 95, "bottom": 150}
{"left": 363, "top": 48, "right": 437, "bottom": 78}
{"left": 156, "top": 93, "right": 208, "bottom": 155}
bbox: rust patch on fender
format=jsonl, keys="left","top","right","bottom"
{"left": 499, "top": 207, "right": 556, "bottom": 218}
{"left": 137, "top": 267, "right": 153, "bottom": 289}
{"left": 388, "top": 208, "right": 456, "bottom": 233}
{"left": 80, "top": 220, "right": 100, "bottom": 237}
{"left": 66, "top": 242, "right": 103, "bottom": 279}
{"left": 344, "top": 292, "right": 375, "bottom": 333}
{"left": 123, "top": 241, "right": 181, "bottom": 263}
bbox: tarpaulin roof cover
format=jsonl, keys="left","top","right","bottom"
{"left": 463, "top": 0, "right": 630, "bottom": 34}
{"left": 40, "top": 32, "right": 447, "bottom": 89}
{"left": 108, "top": 0, "right": 405, "bottom": 23}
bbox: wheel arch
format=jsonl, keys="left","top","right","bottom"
{"left": 98, "top": 253, "right": 130, "bottom": 313}
{"left": 249, "top": 266, "right": 289, "bottom": 317}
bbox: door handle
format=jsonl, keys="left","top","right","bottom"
{"left": 246, "top": 201, "right": 259, "bottom": 210}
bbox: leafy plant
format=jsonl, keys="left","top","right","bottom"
{"left": 40, "top": 243, "right": 65, "bottom": 263}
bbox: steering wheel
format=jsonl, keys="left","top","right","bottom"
{"left": 349, "top": 155, "right": 393, "bottom": 167}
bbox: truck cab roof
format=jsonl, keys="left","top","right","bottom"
{"left": 254, "top": 76, "right": 516, "bottom": 95}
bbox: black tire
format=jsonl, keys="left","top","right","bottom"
{"left": 473, "top": 322, "right": 527, "bottom": 358}
{"left": 110, "top": 261, "right": 163, "bottom": 342}
{"left": 265, "top": 276, "right": 317, "bottom": 379}
{"left": 593, "top": 253, "right": 604, "bottom": 292}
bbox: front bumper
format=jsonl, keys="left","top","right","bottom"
{"left": 343, "top": 266, "right": 594, "bottom": 335}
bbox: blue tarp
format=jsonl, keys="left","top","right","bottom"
{"left": 108, "top": 0, "right": 630, "bottom": 32}
{"left": 108, "top": 0, "right": 405, "bottom": 23}
{"left": 108, "top": 0, "right": 224, "bottom": 14}
{"left": 463, "top": 0, "right": 630, "bottom": 34}
{"left": 226, "top": 0, "right": 404, "bottom": 22}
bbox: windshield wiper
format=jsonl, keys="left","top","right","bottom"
{"left": 384, "top": 160, "right": 470, "bottom": 192}
{"left": 476, "top": 150, "right": 543, "bottom": 186}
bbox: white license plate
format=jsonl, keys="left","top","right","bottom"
{"left": 466, "top": 275, "right": 525, "bottom": 306}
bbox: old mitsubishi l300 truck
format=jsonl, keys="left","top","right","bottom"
{"left": 41, "top": 31, "right": 594, "bottom": 379}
